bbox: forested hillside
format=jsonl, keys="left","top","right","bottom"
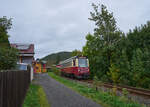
{"left": 41, "top": 52, "right": 72, "bottom": 65}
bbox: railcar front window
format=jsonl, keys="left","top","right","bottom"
{"left": 78, "top": 58, "right": 88, "bottom": 67}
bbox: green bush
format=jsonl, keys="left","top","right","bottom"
{"left": 52, "top": 67, "right": 61, "bottom": 76}
{"left": 0, "top": 47, "right": 18, "bottom": 70}
{"left": 93, "top": 75, "right": 99, "bottom": 91}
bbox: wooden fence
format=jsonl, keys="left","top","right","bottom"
{"left": 0, "top": 70, "right": 31, "bottom": 107}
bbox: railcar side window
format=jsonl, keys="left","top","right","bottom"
{"left": 62, "top": 60, "right": 72, "bottom": 68}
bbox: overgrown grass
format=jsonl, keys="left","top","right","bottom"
{"left": 48, "top": 72, "right": 146, "bottom": 107}
{"left": 23, "top": 84, "right": 50, "bottom": 107}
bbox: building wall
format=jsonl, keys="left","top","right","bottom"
{"left": 34, "top": 63, "right": 42, "bottom": 73}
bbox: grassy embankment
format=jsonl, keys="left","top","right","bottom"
{"left": 23, "top": 84, "right": 50, "bottom": 107}
{"left": 48, "top": 72, "right": 146, "bottom": 107}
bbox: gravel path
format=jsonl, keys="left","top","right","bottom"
{"left": 34, "top": 73, "right": 102, "bottom": 107}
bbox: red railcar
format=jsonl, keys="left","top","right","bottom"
{"left": 59, "top": 56, "right": 90, "bottom": 79}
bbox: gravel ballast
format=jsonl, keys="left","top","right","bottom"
{"left": 34, "top": 73, "right": 102, "bottom": 107}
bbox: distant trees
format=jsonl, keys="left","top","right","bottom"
{"left": 83, "top": 3, "right": 150, "bottom": 89}
{"left": 42, "top": 52, "right": 72, "bottom": 66}
{"left": 0, "top": 16, "right": 18, "bottom": 70}
{"left": 55, "top": 54, "right": 60, "bottom": 64}
{"left": 71, "top": 49, "right": 82, "bottom": 56}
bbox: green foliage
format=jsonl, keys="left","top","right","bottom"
{"left": 52, "top": 67, "right": 61, "bottom": 76}
{"left": 0, "top": 16, "right": 12, "bottom": 48}
{"left": 0, "top": 16, "right": 12, "bottom": 31}
{"left": 55, "top": 54, "right": 60, "bottom": 64}
{"left": 83, "top": 3, "right": 150, "bottom": 89}
{"left": 120, "top": 88, "right": 129, "bottom": 102}
{"left": 117, "top": 50, "right": 130, "bottom": 85}
{"left": 122, "top": 88, "right": 128, "bottom": 97}
{"left": 0, "top": 47, "right": 18, "bottom": 70}
{"left": 49, "top": 72, "right": 144, "bottom": 107}
{"left": 72, "top": 49, "right": 82, "bottom": 56}
{"left": 108, "top": 63, "right": 120, "bottom": 84}
{"left": 108, "top": 62, "right": 120, "bottom": 95}
{"left": 126, "top": 22, "right": 150, "bottom": 88}
{"left": 131, "top": 49, "right": 146, "bottom": 87}
{"left": 93, "top": 75, "right": 99, "bottom": 91}
{"left": 0, "top": 16, "right": 18, "bottom": 70}
{"left": 23, "top": 84, "right": 50, "bottom": 107}
{"left": 83, "top": 3, "right": 122, "bottom": 82}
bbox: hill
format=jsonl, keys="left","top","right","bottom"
{"left": 41, "top": 51, "right": 72, "bottom": 65}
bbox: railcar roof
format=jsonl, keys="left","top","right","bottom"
{"left": 59, "top": 56, "right": 87, "bottom": 64}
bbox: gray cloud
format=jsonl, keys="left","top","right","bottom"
{"left": 0, "top": 0, "right": 150, "bottom": 58}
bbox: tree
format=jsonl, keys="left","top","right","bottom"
{"left": 108, "top": 62, "right": 120, "bottom": 95}
{"left": 0, "top": 16, "right": 18, "bottom": 70}
{"left": 89, "top": 3, "right": 121, "bottom": 67}
{"left": 108, "top": 63, "right": 120, "bottom": 84}
{"left": 0, "top": 48, "right": 18, "bottom": 70}
{"left": 126, "top": 22, "right": 150, "bottom": 88}
{"left": 83, "top": 3, "right": 121, "bottom": 80}
{"left": 0, "top": 16, "right": 12, "bottom": 48}
{"left": 142, "top": 48, "right": 150, "bottom": 88}
{"left": 55, "top": 54, "right": 60, "bottom": 64}
{"left": 127, "top": 21, "right": 150, "bottom": 59}
{"left": 116, "top": 50, "right": 130, "bottom": 85}
{"left": 83, "top": 3, "right": 150, "bottom": 89}
{"left": 131, "top": 49, "right": 144, "bottom": 87}
{"left": 71, "top": 49, "right": 82, "bottom": 56}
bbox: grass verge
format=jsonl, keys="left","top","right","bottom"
{"left": 48, "top": 72, "right": 146, "bottom": 107}
{"left": 23, "top": 84, "right": 50, "bottom": 107}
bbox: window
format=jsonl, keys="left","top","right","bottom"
{"left": 62, "top": 60, "right": 72, "bottom": 68}
{"left": 78, "top": 58, "right": 88, "bottom": 67}
{"left": 16, "top": 64, "right": 28, "bottom": 70}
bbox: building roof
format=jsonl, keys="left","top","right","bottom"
{"left": 10, "top": 43, "right": 34, "bottom": 54}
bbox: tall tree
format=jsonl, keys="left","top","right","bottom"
{"left": 0, "top": 16, "right": 12, "bottom": 48}
{"left": 117, "top": 50, "right": 130, "bottom": 85}
{"left": 0, "top": 16, "right": 18, "bottom": 70}
{"left": 83, "top": 3, "right": 122, "bottom": 80}
{"left": 131, "top": 49, "right": 144, "bottom": 87}
{"left": 89, "top": 3, "right": 121, "bottom": 66}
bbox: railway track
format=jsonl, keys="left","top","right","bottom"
{"left": 62, "top": 77, "right": 150, "bottom": 106}
{"left": 62, "top": 75, "right": 150, "bottom": 99}
{"left": 78, "top": 79, "right": 150, "bottom": 98}
{"left": 103, "top": 83, "right": 150, "bottom": 98}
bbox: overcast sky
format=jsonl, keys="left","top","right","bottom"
{"left": 0, "top": 0, "right": 150, "bottom": 58}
